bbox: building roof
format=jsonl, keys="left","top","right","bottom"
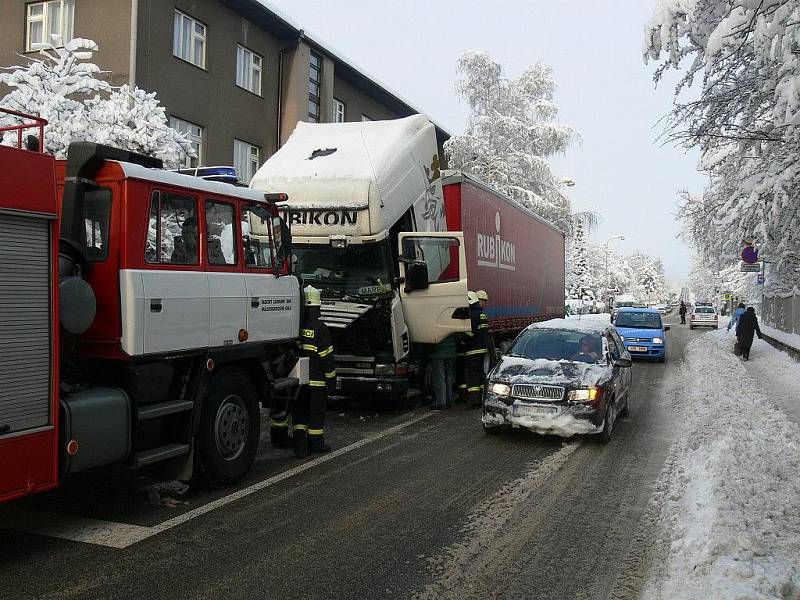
{"left": 230, "top": 0, "right": 451, "bottom": 141}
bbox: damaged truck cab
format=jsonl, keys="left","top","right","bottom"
{"left": 250, "top": 115, "right": 471, "bottom": 400}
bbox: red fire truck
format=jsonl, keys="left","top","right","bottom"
{"left": 0, "top": 109, "right": 305, "bottom": 503}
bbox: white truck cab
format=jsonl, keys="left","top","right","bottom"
{"left": 250, "top": 115, "right": 470, "bottom": 399}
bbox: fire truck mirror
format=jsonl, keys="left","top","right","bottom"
{"left": 59, "top": 276, "right": 96, "bottom": 334}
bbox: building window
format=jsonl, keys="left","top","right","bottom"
{"left": 233, "top": 139, "right": 260, "bottom": 184}
{"left": 26, "top": 0, "right": 74, "bottom": 51}
{"left": 173, "top": 10, "right": 206, "bottom": 68}
{"left": 361, "top": 114, "right": 373, "bottom": 122}
{"left": 308, "top": 52, "right": 321, "bottom": 122}
{"left": 169, "top": 116, "right": 203, "bottom": 169}
{"left": 333, "top": 98, "right": 346, "bottom": 123}
{"left": 236, "top": 45, "right": 262, "bottom": 95}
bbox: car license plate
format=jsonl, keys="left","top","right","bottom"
{"left": 628, "top": 345, "right": 648, "bottom": 352}
{"left": 513, "top": 404, "right": 558, "bottom": 418}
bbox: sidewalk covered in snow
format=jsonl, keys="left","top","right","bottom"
{"left": 642, "top": 326, "right": 800, "bottom": 599}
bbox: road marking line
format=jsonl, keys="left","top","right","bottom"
{"left": 0, "top": 411, "right": 435, "bottom": 549}
{"left": 0, "top": 508, "right": 153, "bottom": 549}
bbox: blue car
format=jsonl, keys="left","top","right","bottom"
{"left": 613, "top": 307, "right": 669, "bottom": 362}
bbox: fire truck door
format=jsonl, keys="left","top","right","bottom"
{"left": 208, "top": 272, "right": 247, "bottom": 347}
{"left": 243, "top": 273, "right": 300, "bottom": 342}
{"left": 142, "top": 271, "right": 210, "bottom": 353}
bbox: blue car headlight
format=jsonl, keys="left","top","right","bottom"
{"left": 652, "top": 337, "right": 664, "bottom": 345}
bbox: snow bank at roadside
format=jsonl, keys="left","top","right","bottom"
{"left": 643, "top": 330, "right": 800, "bottom": 599}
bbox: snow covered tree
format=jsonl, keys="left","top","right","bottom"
{"left": 445, "top": 51, "right": 584, "bottom": 234}
{"left": 644, "top": 1, "right": 800, "bottom": 290}
{"left": 567, "top": 221, "right": 596, "bottom": 302}
{"left": 0, "top": 37, "right": 192, "bottom": 167}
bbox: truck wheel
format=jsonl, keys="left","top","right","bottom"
{"left": 197, "top": 368, "right": 260, "bottom": 487}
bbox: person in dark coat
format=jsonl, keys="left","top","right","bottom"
{"left": 735, "top": 307, "right": 762, "bottom": 361}
{"left": 679, "top": 301, "right": 687, "bottom": 324}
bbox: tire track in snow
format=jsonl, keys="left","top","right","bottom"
{"left": 412, "top": 440, "right": 581, "bottom": 600}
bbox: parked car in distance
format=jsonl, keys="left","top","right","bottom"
{"left": 655, "top": 304, "right": 669, "bottom": 316}
{"left": 613, "top": 307, "right": 669, "bottom": 362}
{"left": 482, "top": 318, "right": 632, "bottom": 442}
{"left": 690, "top": 306, "right": 719, "bottom": 330}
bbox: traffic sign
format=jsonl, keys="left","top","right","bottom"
{"left": 757, "top": 273, "right": 765, "bottom": 285}
{"left": 741, "top": 262, "right": 762, "bottom": 273}
{"left": 742, "top": 245, "right": 759, "bottom": 264}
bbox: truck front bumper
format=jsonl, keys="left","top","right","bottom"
{"left": 335, "top": 375, "right": 410, "bottom": 399}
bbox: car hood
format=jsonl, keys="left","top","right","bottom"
{"left": 490, "top": 356, "right": 610, "bottom": 388}
{"left": 615, "top": 326, "right": 663, "bottom": 339}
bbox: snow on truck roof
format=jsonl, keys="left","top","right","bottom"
{"left": 118, "top": 161, "right": 268, "bottom": 203}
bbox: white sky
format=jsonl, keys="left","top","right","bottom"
{"left": 273, "top": 0, "right": 706, "bottom": 282}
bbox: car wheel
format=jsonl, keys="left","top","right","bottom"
{"left": 196, "top": 368, "right": 260, "bottom": 487}
{"left": 598, "top": 403, "right": 614, "bottom": 444}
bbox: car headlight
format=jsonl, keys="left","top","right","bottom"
{"left": 652, "top": 337, "right": 664, "bottom": 345}
{"left": 488, "top": 382, "right": 510, "bottom": 398}
{"left": 567, "top": 387, "right": 601, "bottom": 402}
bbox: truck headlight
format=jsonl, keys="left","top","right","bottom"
{"left": 374, "top": 363, "right": 395, "bottom": 375}
{"left": 652, "top": 337, "right": 664, "bottom": 345}
{"left": 488, "top": 382, "right": 510, "bottom": 398}
{"left": 567, "top": 387, "right": 601, "bottom": 402}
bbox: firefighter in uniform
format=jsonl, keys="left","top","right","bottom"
{"left": 476, "top": 290, "right": 496, "bottom": 369}
{"left": 293, "top": 286, "right": 337, "bottom": 458}
{"left": 460, "top": 291, "right": 490, "bottom": 408}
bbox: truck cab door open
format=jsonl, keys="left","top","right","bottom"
{"left": 398, "top": 232, "right": 470, "bottom": 344}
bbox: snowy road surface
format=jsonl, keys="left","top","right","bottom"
{"left": 0, "top": 317, "right": 796, "bottom": 599}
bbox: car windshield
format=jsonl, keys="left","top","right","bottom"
{"left": 615, "top": 311, "right": 663, "bottom": 329}
{"left": 508, "top": 329, "right": 605, "bottom": 364}
{"left": 293, "top": 242, "right": 394, "bottom": 299}
{"left": 695, "top": 307, "right": 716, "bottom": 314}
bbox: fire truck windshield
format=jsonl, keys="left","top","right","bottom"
{"left": 293, "top": 241, "right": 394, "bottom": 299}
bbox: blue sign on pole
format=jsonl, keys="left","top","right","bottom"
{"left": 757, "top": 273, "right": 765, "bottom": 286}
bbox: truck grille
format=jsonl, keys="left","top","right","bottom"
{"left": 512, "top": 384, "right": 564, "bottom": 401}
{"left": 0, "top": 214, "right": 51, "bottom": 435}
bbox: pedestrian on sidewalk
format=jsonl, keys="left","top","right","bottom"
{"left": 679, "top": 301, "right": 687, "bottom": 324}
{"left": 735, "top": 306, "right": 763, "bottom": 361}
{"left": 728, "top": 302, "right": 746, "bottom": 331}
{"left": 429, "top": 334, "right": 457, "bottom": 410}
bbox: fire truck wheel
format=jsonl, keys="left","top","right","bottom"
{"left": 197, "top": 368, "right": 260, "bottom": 487}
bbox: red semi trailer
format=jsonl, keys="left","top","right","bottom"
{"left": 442, "top": 170, "right": 565, "bottom": 345}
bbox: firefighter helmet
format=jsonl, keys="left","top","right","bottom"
{"left": 304, "top": 286, "right": 322, "bottom": 307}
{"left": 467, "top": 291, "right": 480, "bottom": 305}
{"left": 476, "top": 290, "right": 489, "bottom": 302}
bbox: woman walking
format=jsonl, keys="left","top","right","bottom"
{"left": 735, "top": 307, "right": 763, "bottom": 361}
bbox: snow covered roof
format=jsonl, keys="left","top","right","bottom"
{"left": 119, "top": 162, "right": 268, "bottom": 203}
{"left": 529, "top": 315, "right": 612, "bottom": 334}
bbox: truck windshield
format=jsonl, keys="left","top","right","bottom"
{"left": 294, "top": 242, "right": 394, "bottom": 299}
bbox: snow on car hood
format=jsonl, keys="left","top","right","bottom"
{"left": 615, "top": 326, "right": 663, "bottom": 339}
{"left": 490, "top": 356, "right": 610, "bottom": 387}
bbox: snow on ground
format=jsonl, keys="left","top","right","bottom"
{"left": 643, "top": 329, "right": 800, "bottom": 599}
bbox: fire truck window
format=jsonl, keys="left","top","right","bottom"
{"left": 83, "top": 189, "right": 111, "bottom": 261}
{"left": 205, "top": 201, "right": 237, "bottom": 266}
{"left": 241, "top": 207, "right": 274, "bottom": 269}
{"left": 145, "top": 191, "right": 198, "bottom": 265}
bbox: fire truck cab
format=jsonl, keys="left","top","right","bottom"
{"left": 1, "top": 120, "right": 304, "bottom": 501}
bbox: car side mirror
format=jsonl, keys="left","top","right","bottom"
{"left": 404, "top": 261, "right": 429, "bottom": 292}
{"left": 664, "top": 325, "right": 671, "bottom": 331}
{"left": 614, "top": 357, "right": 632, "bottom": 368}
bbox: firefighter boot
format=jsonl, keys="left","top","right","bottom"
{"left": 293, "top": 428, "right": 308, "bottom": 458}
{"left": 270, "top": 418, "right": 291, "bottom": 448}
{"left": 309, "top": 433, "right": 332, "bottom": 454}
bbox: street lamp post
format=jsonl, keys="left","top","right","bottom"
{"left": 603, "top": 235, "right": 625, "bottom": 312}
